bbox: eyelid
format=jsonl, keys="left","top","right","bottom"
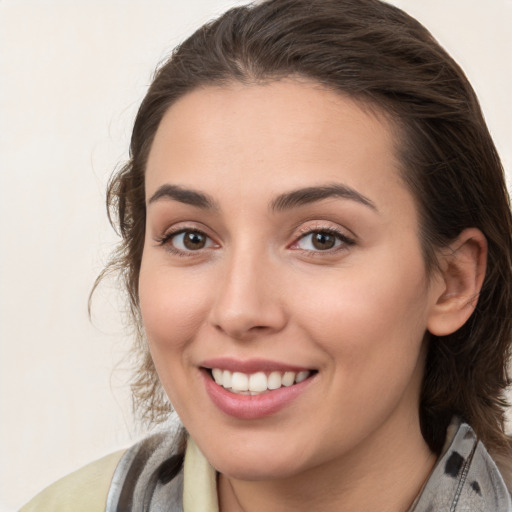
{"left": 288, "top": 223, "right": 356, "bottom": 252}
{"left": 154, "top": 224, "right": 219, "bottom": 256}
{"left": 154, "top": 220, "right": 215, "bottom": 243}
{"left": 153, "top": 221, "right": 355, "bottom": 256}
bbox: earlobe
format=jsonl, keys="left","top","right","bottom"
{"left": 427, "top": 228, "right": 487, "bottom": 337}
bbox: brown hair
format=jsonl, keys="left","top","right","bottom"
{"left": 98, "top": 0, "right": 512, "bottom": 465}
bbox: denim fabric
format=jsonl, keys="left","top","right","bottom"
{"left": 411, "top": 420, "right": 511, "bottom": 512}
{"left": 106, "top": 420, "right": 511, "bottom": 512}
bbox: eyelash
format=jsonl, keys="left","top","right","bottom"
{"left": 291, "top": 226, "right": 355, "bottom": 254}
{"left": 155, "top": 228, "right": 215, "bottom": 257}
{"left": 155, "top": 225, "right": 355, "bottom": 256}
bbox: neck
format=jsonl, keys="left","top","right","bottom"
{"left": 218, "top": 414, "right": 436, "bottom": 512}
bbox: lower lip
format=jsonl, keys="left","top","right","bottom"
{"left": 201, "top": 370, "right": 315, "bottom": 420}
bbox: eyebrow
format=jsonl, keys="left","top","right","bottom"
{"left": 148, "top": 184, "right": 218, "bottom": 210}
{"left": 270, "top": 183, "right": 377, "bottom": 212}
{"left": 147, "top": 182, "right": 376, "bottom": 213}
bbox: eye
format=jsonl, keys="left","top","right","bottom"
{"left": 158, "top": 229, "right": 216, "bottom": 253}
{"left": 292, "top": 229, "right": 354, "bottom": 252}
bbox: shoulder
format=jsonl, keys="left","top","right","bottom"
{"left": 413, "top": 420, "right": 512, "bottom": 512}
{"left": 20, "top": 449, "right": 125, "bottom": 512}
{"left": 19, "top": 431, "right": 185, "bottom": 512}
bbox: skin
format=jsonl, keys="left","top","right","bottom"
{"left": 139, "top": 80, "right": 486, "bottom": 511}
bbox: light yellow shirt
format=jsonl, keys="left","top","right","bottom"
{"left": 19, "top": 450, "right": 125, "bottom": 512}
{"left": 183, "top": 438, "right": 218, "bottom": 512}
{"left": 19, "top": 438, "right": 218, "bottom": 512}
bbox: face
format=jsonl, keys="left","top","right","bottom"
{"left": 139, "top": 80, "right": 443, "bottom": 480}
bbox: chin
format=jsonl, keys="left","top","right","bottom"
{"left": 204, "top": 437, "right": 313, "bottom": 482}
{"left": 215, "top": 457, "right": 304, "bottom": 482}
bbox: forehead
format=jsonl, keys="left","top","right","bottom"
{"left": 145, "top": 80, "right": 408, "bottom": 212}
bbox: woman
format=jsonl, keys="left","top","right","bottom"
{"left": 21, "top": 0, "right": 512, "bottom": 510}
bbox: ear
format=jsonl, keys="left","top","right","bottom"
{"left": 427, "top": 228, "right": 487, "bottom": 337}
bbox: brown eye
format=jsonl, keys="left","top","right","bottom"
{"left": 163, "top": 230, "right": 215, "bottom": 252}
{"left": 293, "top": 229, "right": 354, "bottom": 252}
{"left": 311, "top": 232, "right": 336, "bottom": 250}
{"left": 183, "top": 231, "right": 207, "bottom": 250}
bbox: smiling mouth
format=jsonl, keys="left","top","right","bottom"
{"left": 206, "top": 368, "right": 317, "bottom": 395}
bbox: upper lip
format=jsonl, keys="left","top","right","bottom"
{"left": 200, "top": 357, "right": 314, "bottom": 374}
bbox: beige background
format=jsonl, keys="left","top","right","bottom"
{"left": 1, "top": 1, "right": 511, "bottom": 510}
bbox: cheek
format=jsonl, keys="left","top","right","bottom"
{"left": 296, "top": 255, "right": 431, "bottom": 435}
{"left": 138, "top": 257, "right": 212, "bottom": 354}
{"left": 138, "top": 256, "right": 216, "bottom": 413}
{"left": 292, "top": 250, "right": 431, "bottom": 374}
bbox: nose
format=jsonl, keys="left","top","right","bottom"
{"left": 208, "top": 248, "right": 287, "bottom": 341}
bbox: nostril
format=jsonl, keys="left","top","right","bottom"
{"left": 212, "top": 321, "right": 273, "bottom": 340}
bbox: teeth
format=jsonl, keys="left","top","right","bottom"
{"left": 267, "top": 371, "right": 282, "bottom": 390}
{"left": 282, "top": 371, "right": 295, "bottom": 387}
{"left": 296, "top": 371, "right": 309, "bottom": 383}
{"left": 249, "top": 372, "right": 267, "bottom": 392}
{"left": 212, "top": 368, "right": 223, "bottom": 385}
{"left": 222, "top": 370, "right": 232, "bottom": 389}
{"left": 210, "top": 368, "right": 312, "bottom": 394}
{"left": 231, "top": 372, "right": 249, "bottom": 392}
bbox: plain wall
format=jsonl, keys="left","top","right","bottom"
{"left": 1, "top": 1, "right": 511, "bottom": 510}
